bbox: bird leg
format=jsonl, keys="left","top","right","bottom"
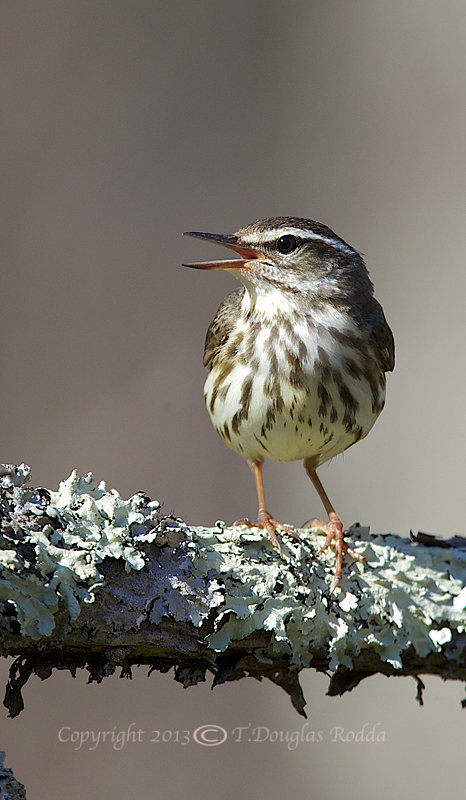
{"left": 235, "top": 459, "right": 301, "bottom": 554}
{"left": 303, "top": 459, "right": 365, "bottom": 590}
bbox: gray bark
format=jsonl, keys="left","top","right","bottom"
{"left": 1, "top": 464, "right": 466, "bottom": 720}
{"left": 0, "top": 752, "right": 27, "bottom": 800}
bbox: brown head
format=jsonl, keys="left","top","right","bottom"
{"left": 183, "top": 217, "right": 374, "bottom": 304}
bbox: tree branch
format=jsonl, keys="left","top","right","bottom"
{"left": 1, "top": 464, "right": 466, "bottom": 719}
{"left": 0, "top": 751, "right": 27, "bottom": 800}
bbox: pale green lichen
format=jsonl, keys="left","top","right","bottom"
{"left": 46, "top": 472, "right": 146, "bottom": 571}
{"left": 191, "top": 524, "right": 466, "bottom": 672}
{"left": 2, "top": 467, "right": 466, "bottom": 679}
{"left": 0, "top": 469, "right": 225, "bottom": 641}
{"left": 0, "top": 471, "right": 146, "bottom": 639}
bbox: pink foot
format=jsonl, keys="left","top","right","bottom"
{"left": 304, "top": 512, "right": 365, "bottom": 590}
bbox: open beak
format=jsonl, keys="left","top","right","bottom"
{"left": 182, "top": 230, "right": 262, "bottom": 271}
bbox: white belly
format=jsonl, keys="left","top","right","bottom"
{"left": 204, "top": 306, "right": 386, "bottom": 465}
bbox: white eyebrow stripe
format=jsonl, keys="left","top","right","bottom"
{"left": 257, "top": 227, "right": 356, "bottom": 255}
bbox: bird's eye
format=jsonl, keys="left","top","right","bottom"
{"left": 276, "top": 234, "right": 299, "bottom": 254}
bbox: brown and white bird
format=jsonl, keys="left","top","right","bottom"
{"left": 183, "top": 217, "right": 394, "bottom": 588}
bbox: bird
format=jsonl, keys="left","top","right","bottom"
{"left": 183, "top": 217, "right": 394, "bottom": 589}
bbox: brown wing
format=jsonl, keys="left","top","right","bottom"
{"left": 203, "top": 288, "right": 244, "bottom": 369}
{"left": 363, "top": 298, "right": 395, "bottom": 373}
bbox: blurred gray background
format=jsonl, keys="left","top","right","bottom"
{"left": 1, "top": 1, "right": 466, "bottom": 798}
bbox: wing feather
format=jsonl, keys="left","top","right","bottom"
{"left": 203, "top": 288, "right": 244, "bottom": 369}
{"left": 363, "top": 298, "right": 395, "bottom": 373}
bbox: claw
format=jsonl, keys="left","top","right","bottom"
{"left": 236, "top": 511, "right": 302, "bottom": 555}
{"left": 304, "top": 511, "right": 366, "bottom": 590}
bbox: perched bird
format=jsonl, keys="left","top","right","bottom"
{"left": 183, "top": 217, "right": 394, "bottom": 588}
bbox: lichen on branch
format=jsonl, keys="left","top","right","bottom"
{"left": 1, "top": 464, "right": 466, "bottom": 719}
